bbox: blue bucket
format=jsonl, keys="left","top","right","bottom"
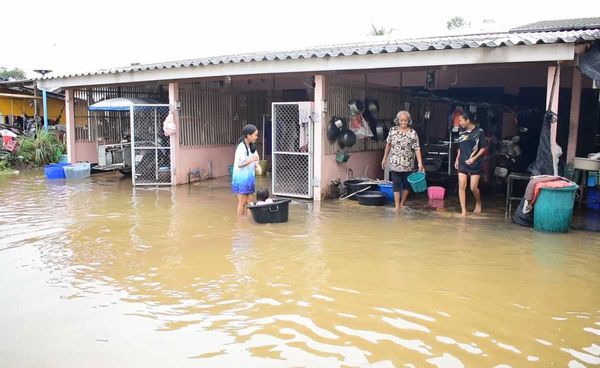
{"left": 229, "top": 164, "right": 234, "bottom": 178}
{"left": 533, "top": 185, "right": 578, "bottom": 233}
{"left": 44, "top": 162, "right": 71, "bottom": 179}
{"left": 407, "top": 172, "right": 427, "bottom": 193}
{"left": 587, "top": 188, "right": 600, "bottom": 210}
{"left": 378, "top": 183, "right": 394, "bottom": 202}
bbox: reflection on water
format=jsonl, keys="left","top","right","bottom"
{"left": 0, "top": 171, "right": 599, "bottom": 367}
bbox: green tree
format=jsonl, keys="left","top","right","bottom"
{"left": 0, "top": 67, "right": 26, "bottom": 81}
{"left": 447, "top": 16, "right": 466, "bottom": 30}
{"left": 369, "top": 24, "right": 393, "bottom": 36}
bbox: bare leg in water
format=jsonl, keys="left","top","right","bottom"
{"left": 458, "top": 173, "right": 468, "bottom": 217}
{"left": 237, "top": 194, "right": 250, "bottom": 216}
{"left": 470, "top": 175, "right": 482, "bottom": 213}
{"left": 393, "top": 190, "right": 402, "bottom": 212}
{"left": 400, "top": 189, "right": 410, "bottom": 208}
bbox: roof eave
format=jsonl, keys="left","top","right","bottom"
{"left": 37, "top": 43, "right": 576, "bottom": 90}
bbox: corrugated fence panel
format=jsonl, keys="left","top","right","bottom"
{"left": 179, "top": 82, "right": 272, "bottom": 148}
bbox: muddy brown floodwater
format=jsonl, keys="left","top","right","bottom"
{"left": 0, "top": 171, "right": 599, "bottom": 367}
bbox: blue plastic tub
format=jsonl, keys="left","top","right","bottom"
{"left": 533, "top": 185, "right": 578, "bottom": 233}
{"left": 407, "top": 172, "right": 427, "bottom": 193}
{"left": 44, "top": 163, "right": 71, "bottom": 179}
{"left": 378, "top": 183, "right": 394, "bottom": 202}
{"left": 63, "top": 162, "right": 91, "bottom": 180}
{"left": 587, "top": 188, "right": 600, "bottom": 210}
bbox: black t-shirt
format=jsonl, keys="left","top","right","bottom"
{"left": 458, "top": 127, "right": 486, "bottom": 170}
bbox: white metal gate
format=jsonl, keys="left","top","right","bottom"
{"left": 130, "top": 104, "right": 171, "bottom": 186}
{"left": 271, "top": 102, "right": 314, "bottom": 198}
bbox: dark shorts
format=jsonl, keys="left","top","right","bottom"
{"left": 390, "top": 171, "right": 411, "bottom": 192}
{"left": 459, "top": 164, "right": 482, "bottom": 176}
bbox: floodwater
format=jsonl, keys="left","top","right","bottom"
{"left": 0, "top": 171, "right": 599, "bottom": 368}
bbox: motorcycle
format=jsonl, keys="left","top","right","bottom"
{"left": 493, "top": 136, "right": 522, "bottom": 184}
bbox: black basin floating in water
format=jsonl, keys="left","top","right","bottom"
{"left": 344, "top": 180, "right": 378, "bottom": 201}
{"left": 356, "top": 190, "right": 387, "bottom": 206}
{"left": 247, "top": 199, "right": 291, "bottom": 224}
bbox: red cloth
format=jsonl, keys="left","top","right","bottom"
{"left": 531, "top": 180, "right": 574, "bottom": 205}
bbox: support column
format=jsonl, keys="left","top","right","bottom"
{"left": 64, "top": 89, "right": 76, "bottom": 163}
{"left": 313, "top": 75, "right": 327, "bottom": 201}
{"left": 567, "top": 65, "right": 582, "bottom": 164}
{"left": 168, "top": 82, "right": 181, "bottom": 185}
{"left": 42, "top": 89, "right": 48, "bottom": 132}
{"left": 546, "top": 64, "right": 561, "bottom": 141}
{"left": 33, "top": 82, "right": 39, "bottom": 118}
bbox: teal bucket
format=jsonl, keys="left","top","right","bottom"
{"left": 407, "top": 172, "right": 427, "bottom": 193}
{"left": 533, "top": 185, "right": 578, "bottom": 233}
{"left": 229, "top": 165, "right": 234, "bottom": 178}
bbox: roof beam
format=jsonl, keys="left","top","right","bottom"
{"left": 38, "top": 43, "right": 575, "bottom": 89}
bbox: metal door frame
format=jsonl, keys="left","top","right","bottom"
{"left": 130, "top": 104, "right": 172, "bottom": 186}
{"left": 271, "top": 102, "right": 314, "bottom": 199}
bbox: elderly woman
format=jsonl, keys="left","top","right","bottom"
{"left": 381, "top": 111, "right": 424, "bottom": 211}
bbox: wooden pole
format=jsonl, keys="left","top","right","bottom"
{"left": 566, "top": 65, "right": 582, "bottom": 164}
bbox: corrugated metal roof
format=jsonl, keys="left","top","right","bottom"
{"left": 511, "top": 17, "right": 600, "bottom": 32}
{"left": 42, "top": 28, "right": 600, "bottom": 80}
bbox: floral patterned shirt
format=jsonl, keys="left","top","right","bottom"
{"left": 386, "top": 127, "right": 420, "bottom": 172}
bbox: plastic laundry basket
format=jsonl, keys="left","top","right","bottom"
{"left": 407, "top": 172, "right": 427, "bottom": 193}
{"left": 533, "top": 185, "right": 578, "bottom": 233}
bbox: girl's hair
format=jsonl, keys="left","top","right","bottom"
{"left": 461, "top": 110, "right": 477, "bottom": 123}
{"left": 256, "top": 188, "right": 269, "bottom": 202}
{"left": 239, "top": 124, "right": 258, "bottom": 155}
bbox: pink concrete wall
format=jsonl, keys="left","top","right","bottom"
{"left": 74, "top": 142, "right": 98, "bottom": 163}
{"left": 320, "top": 151, "right": 384, "bottom": 199}
{"left": 176, "top": 145, "right": 236, "bottom": 184}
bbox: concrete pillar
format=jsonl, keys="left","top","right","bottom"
{"left": 567, "top": 66, "right": 582, "bottom": 164}
{"left": 314, "top": 75, "right": 327, "bottom": 201}
{"left": 64, "top": 89, "right": 76, "bottom": 163}
{"left": 168, "top": 82, "right": 181, "bottom": 185}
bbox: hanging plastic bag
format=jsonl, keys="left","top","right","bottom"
{"left": 349, "top": 114, "right": 373, "bottom": 139}
{"left": 163, "top": 110, "right": 176, "bottom": 136}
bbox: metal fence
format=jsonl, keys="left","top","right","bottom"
{"left": 272, "top": 102, "right": 313, "bottom": 198}
{"left": 325, "top": 77, "right": 404, "bottom": 154}
{"left": 73, "top": 85, "right": 166, "bottom": 143}
{"left": 131, "top": 105, "right": 171, "bottom": 186}
{"left": 178, "top": 82, "right": 272, "bottom": 148}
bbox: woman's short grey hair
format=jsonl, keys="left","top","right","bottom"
{"left": 396, "top": 110, "right": 411, "bottom": 121}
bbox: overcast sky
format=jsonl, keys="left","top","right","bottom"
{"left": 2, "top": 0, "right": 598, "bottom": 78}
